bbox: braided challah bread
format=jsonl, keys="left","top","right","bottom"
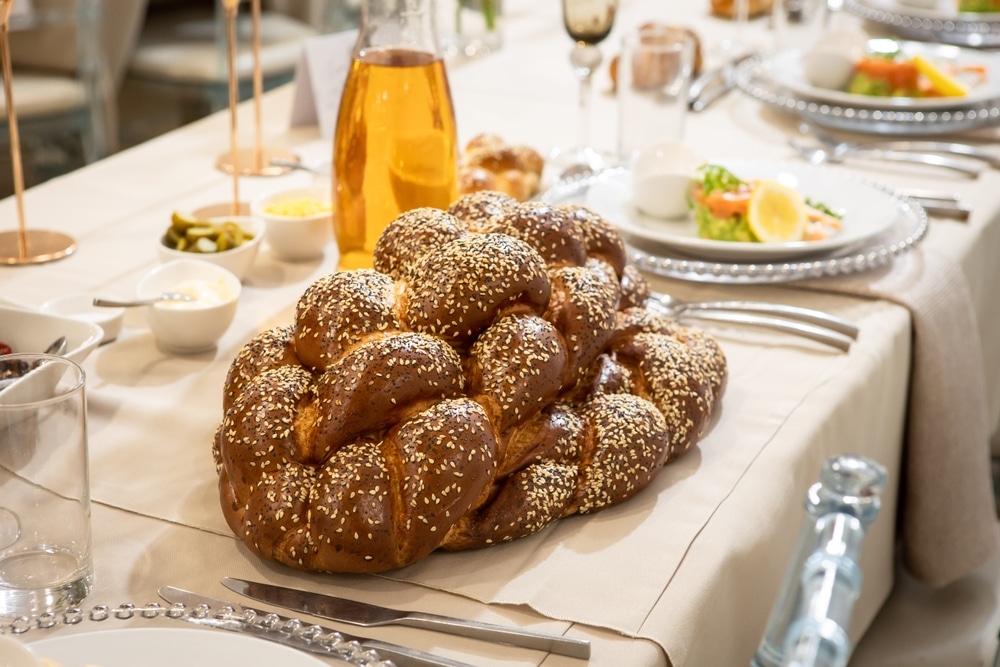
{"left": 214, "top": 192, "right": 726, "bottom": 573}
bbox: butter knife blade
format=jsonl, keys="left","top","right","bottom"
{"left": 222, "top": 577, "right": 591, "bottom": 660}
{"left": 158, "top": 586, "right": 475, "bottom": 667}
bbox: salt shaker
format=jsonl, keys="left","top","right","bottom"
{"left": 752, "top": 454, "right": 888, "bottom": 667}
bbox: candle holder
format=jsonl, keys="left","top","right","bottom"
{"left": 215, "top": 0, "right": 299, "bottom": 177}
{"left": 0, "top": 0, "right": 75, "bottom": 265}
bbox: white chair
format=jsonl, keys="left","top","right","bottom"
{"left": 3, "top": 0, "right": 145, "bottom": 167}
{"left": 125, "top": 0, "right": 323, "bottom": 120}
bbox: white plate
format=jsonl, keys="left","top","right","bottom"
{"left": 583, "top": 162, "right": 898, "bottom": 262}
{"left": 27, "top": 627, "right": 337, "bottom": 667}
{"left": 768, "top": 39, "right": 1000, "bottom": 109}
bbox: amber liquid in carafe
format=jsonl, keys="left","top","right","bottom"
{"left": 333, "top": 48, "right": 459, "bottom": 271}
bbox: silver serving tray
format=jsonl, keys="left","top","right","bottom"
{"left": 845, "top": 0, "right": 1000, "bottom": 48}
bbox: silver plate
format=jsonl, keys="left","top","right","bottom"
{"left": 845, "top": 0, "right": 1000, "bottom": 48}
{"left": 541, "top": 171, "right": 929, "bottom": 285}
{"left": 732, "top": 53, "right": 1000, "bottom": 135}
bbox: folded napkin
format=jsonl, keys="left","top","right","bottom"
{"left": 797, "top": 247, "right": 999, "bottom": 588}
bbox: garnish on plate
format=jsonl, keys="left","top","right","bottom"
{"left": 689, "top": 165, "right": 842, "bottom": 244}
{"left": 847, "top": 41, "right": 986, "bottom": 98}
{"left": 958, "top": 0, "right": 1000, "bottom": 12}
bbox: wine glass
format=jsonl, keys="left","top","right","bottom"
{"left": 550, "top": 0, "right": 619, "bottom": 176}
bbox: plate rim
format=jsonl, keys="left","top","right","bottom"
{"left": 846, "top": 0, "right": 1000, "bottom": 47}
{"left": 856, "top": 0, "right": 1000, "bottom": 21}
{"left": 581, "top": 162, "right": 900, "bottom": 262}
{"left": 26, "top": 626, "right": 336, "bottom": 667}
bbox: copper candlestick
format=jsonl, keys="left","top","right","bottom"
{"left": 0, "top": 0, "right": 75, "bottom": 265}
{"left": 215, "top": 0, "right": 299, "bottom": 177}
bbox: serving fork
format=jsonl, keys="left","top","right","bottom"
{"left": 647, "top": 292, "right": 859, "bottom": 352}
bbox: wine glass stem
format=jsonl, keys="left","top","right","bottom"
{"left": 578, "top": 71, "right": 593, "bottom": 149}
{"left": 733, "top": 0, "right": 749, "bottom": 50}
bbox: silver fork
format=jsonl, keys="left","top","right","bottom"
{"left": 798, "top": 122, "right": 1000, "bottom": 169}
{"left": 788, "top": 137, "right": 983, "bottom": 178}
{"left": 647, "top": 292, "right": 859, "bottom": 352}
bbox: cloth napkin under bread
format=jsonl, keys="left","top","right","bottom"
{"left": 798, "top": 246, "right": 1000, "bottom": 588}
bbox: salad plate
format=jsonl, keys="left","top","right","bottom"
{"left": 26, "top": 627, "right": 340, "bottom": 667}
{"left": 581, "top": 162, "right": 898, "bottom": 262}
{"left": 846, "top": 0, "right": 1000, "bottom": 47}
{"left": 767, "top": 39, "right": 1000, "bottom": 110}
{"left": 542, "top": 166, "right": 928, "bottom": 285}
{"left": 733, "top": 53, "right": 1000, "bottom": 135}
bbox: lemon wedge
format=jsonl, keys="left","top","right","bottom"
{"left": 747, "top": 180, "right": 807, "bottom": 243}
{"left": 912, "top": 54, "right": 968, "bottom": 97}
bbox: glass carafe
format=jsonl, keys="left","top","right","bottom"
{"left": 752, "top": 454, "right": 888, "bottom": 667}
{"left": 333, "top": 0, "right": 459, "bottom": 271}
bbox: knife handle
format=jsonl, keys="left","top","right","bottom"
{"left": 401, "top": 613, "right": 591, "bottom": 660}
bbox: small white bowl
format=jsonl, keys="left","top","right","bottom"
{"left": 137, "top": 259, "right": 241, "bottom": 354}
{"left": 251, "top": 186, "right": 333, "bottom": 261}
{"left": 803, "top": 27, "right": 869, "bottom": 91}
{"left": 41, "top": 293, "right": 124, "bottom": 344}
{"left": 630, "top": 142, "right": 703, "bottom": 220}
{"left": 0, "top": 304, "right": 103, "bottom": 365}
{"left": 157, "top": 213, "right": 263, "bottom": 281}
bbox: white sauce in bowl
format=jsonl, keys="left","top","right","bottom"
{"left": 157, "top": 278, "right": 235, "bottom": 309}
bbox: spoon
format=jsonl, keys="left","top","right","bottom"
{"left": 269, "top": 158, "right": 331, "bottom": 177}
{"left": 92, "top": 292, "right": 193, "bottom": 308}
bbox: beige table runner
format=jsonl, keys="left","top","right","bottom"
{"left": 797, "top": 247, "right": 1000, "bottom": 587}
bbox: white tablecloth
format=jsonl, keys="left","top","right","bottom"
{"left": 3, "top": 1, "right": 1000, "bottom": 665}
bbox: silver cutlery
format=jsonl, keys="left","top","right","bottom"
{"left": 222, "top": 577, "right": 591, "bottom": 660}
{"left": 894, "top": 187, "right": 971, "bottom": 221}
{"left": 902, "top": 198, "right": 972, "bottom": 221}
{"left": 269, "top": 157, "right": 332, "bottom": 177}
{"left": 647, "top": 293, "right": 859, "bottom": 352}
{"left": 787, "top": 137, "right": 982, "bottom": 177}
{"left": 92, "top": 292, "right": 192, "bottom": 308}
{"left": 159, "top": 586, "right": 475, "bottom": 667}
{"left": 688, "top": 52, "right": 757, "bottom": 113}
{"left": 798, "top": 122, "right": 1000, "bottom": 169}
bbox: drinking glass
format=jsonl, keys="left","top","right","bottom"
{"left": 550, "top": 0, "right": 619, "bottom": 174}
{"left": 617, "top": 26, "right": 697, "bottom": 166}
{"left": 0, "top": 355, "right": 92, "bottom": 616}
{"left": 715, "top": 0, "right": 751, "bottom": 56}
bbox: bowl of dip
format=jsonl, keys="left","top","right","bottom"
{"left": 157, "top": 211, "right": 263, "bottom": 281}
{"left": 251, "top": 186, "right": 333, "bottom": 261}
{"left": 136, "top": 259, "right": 241, "bottom": 354}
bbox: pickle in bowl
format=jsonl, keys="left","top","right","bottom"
{"left": 162, "top": 211, "right": 256, "bottom": 254}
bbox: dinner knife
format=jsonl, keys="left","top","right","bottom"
{"left": 222, "top": 577, "right": 592, "bottom": 660}
{"left": 158, "top": 586, "right": 476, "bottom": 667}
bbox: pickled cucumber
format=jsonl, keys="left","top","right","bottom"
{"left": 162, "top": 212, "right": 255, "bottom": 254}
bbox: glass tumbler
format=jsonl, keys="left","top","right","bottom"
{"left": 617, "top": 26, "right": 697, "bottom": 167}
{"left": 0, "top": 354, "right": 92, "bottom": 616}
